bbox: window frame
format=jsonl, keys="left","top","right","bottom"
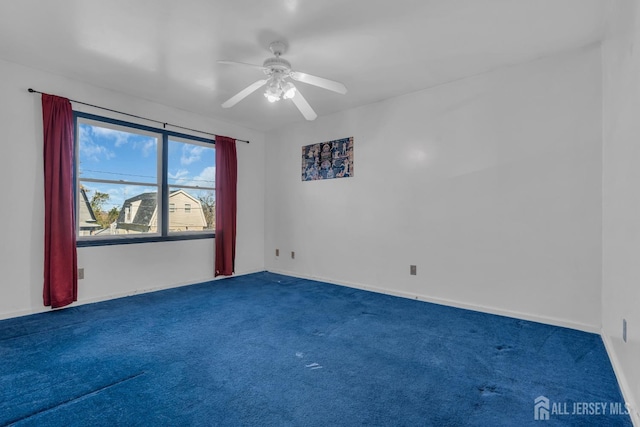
{"left": 74, "top": 111, "right": 216, "bottom": 247}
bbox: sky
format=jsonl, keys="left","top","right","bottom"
{"left": 78, "top": 122, "right": 215, "bottom": 212}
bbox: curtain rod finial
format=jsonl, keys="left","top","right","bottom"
{"left": 28, "top": 88, "right": 35, "bottom": 93}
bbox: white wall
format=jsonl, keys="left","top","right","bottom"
{"left": 0, "top": 58, "right": 265, "bottom": 320}
{"left": 602, "top": 0, "right": 640, "bottom": 422}
{"left": 266, "top": 46, "right": 602, "bottom": 332}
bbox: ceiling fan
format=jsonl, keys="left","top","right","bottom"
{"left": 218, "top": 41, "right": 347, "bottom": 121}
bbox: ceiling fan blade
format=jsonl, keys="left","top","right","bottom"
{"left": 290, "top": 71, "right": 347, "bottom": 95}
{"left": 291, "top": 88, "right": 317, "bottom": 121}
{"left": 217, "top": 60, "right": 265, "bottom": 71}
{"left": 222, "top": 79, "right": 268, "bottom": 108}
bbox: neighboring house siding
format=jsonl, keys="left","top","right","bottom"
{"left": 167, "top": 191, "right": 207, "bottom": 232}
{"left": 112, "top": 190, "right": 206, "bottom": 234}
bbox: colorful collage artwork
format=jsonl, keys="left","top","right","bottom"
{"left": 301, "top": 137, "right": 354, "bottom": 181}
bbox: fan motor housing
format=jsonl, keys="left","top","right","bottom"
{"left": 263, "top": 57, "right": 292, "bottom": 73}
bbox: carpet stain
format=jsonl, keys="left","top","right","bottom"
{"left": 478, "top": 385, "right": 500, "bottom": 397}
{"left": 495, "top": 344, "right": 513, "bottom": 352}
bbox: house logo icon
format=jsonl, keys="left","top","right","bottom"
{"left": 534, "top": 396, "right": 550, "bottom": 420}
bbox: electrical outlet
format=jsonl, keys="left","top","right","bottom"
{"left": 275, "top": 249, "right": 279, "bottom": 256}
{"left": 78, "top": 268, "right": 84, "bottom": 280}
{"left": 623, "top": 319, "right": 627, "bottom": 343}
{"left": 291, "top": 251, "right": 295, "bottom": 259}
{"left": 410, "top": 265, "right": 417, "bottom": 275}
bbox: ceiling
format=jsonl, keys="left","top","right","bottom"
{"left": 0, "top": 0, "right": 604, "bottom": 131}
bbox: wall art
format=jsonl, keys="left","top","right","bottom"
{"left": 301, "top": 137, "right": 353, "bottom": 181}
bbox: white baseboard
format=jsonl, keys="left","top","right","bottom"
{"left": 2, "top": 269, "right": 600, "bottom": 335}
{"left": 0, "top": 269, "right": 264, "bottom": 322}
{"left": 0, "top": 306, "right": 49, "bottom": 321}
{"left": 71, "top": 268, "right": 266, "bottom": 307}
{"left": 601, "top": 333, "right": 640, "bottom": 427}
{"left": 266, "top": 268, "right": 600, "bottom": 334}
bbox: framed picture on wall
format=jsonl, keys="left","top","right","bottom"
{"left": 302, "top": 137, "right": 353, "bottom": 181}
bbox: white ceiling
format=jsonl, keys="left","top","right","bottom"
{"left": 0, "top": 0, "right": 604, "bottom": 131}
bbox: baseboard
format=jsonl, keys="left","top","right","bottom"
{"left": 0, "top": 269, "right": 265, "bottom": 322}
{"left": 266, "top": 268, "right": 600, "bottom": 334}
{"left": 0, "top": 306, "right": 49, "bottom": 321}
{"left": 601, "top": 333, "right": 640, "bottom": 426}
{"left": 72, "top": 269, "right": 266, "bottom": 308}
{"left": 5, "top": 268, "right": 595, "bottom": 333}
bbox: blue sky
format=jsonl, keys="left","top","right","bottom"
{"left": 78, "top": 122, "right": 215, "bottom": 212}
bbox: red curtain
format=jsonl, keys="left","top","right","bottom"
{"left": 215, "top": 136, "right": 238, "bottom": 277}
{"left": 42, "top": 94, "right": 78, "bottom": 308}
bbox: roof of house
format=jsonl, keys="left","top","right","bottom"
{"left": 116, "top": 192, "right": 158, "bottom": 228}
{"left": 78, "top": 188, "right": 101, "bottom": 230}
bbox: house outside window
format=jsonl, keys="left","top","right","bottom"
{"left": 167, "top": 135, "right": 215, "bottom": 233}
{"left": 75, "top": 112, "right": 216, "bottom": 245}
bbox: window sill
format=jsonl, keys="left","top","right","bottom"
{"left": 77, "top": 233, "right": 214, "bottom": 247}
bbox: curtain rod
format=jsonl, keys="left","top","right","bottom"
{"left": 27, "top": 88, "right": 250, "bottom": 144}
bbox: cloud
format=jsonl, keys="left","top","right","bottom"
{"left": 186, "top": 166, "right": 215, "bottom": 188}
{"left": 79, "top": 126, "right": 115, "bottom": 162}
{"left": 130, "top": 137, "right": 157, "bottom": 157}
{"left": 181, "top": 145, "right": 205, "bottom": 166}
{"left": 86, "top": 125, "right": 157, "bottom": 157}
{"left": 168, "top": 166, "right": 215, "bottom": 188}
{"left": 91, "top": 126, "right": 132, "bottom": 147}
{"left": 168, "top": 169, "right": 190, "bottom": 185}
{"left": 140, "top": 140, "right": 157, "bottom": 157}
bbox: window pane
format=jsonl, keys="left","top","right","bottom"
{"left": 167, "top": 138, "right": 215, "bottom": 188}
{"left": 78, "top": 121, "right": 158, "bottom": 183}
{"left": 78, "top": 181, "right": 159, "bottom": 236}
{"left": 168, "top": 188, "right": 215, "bottom": 232}
{"left": 75, "top": 114, "right": 217, "bottom": 243}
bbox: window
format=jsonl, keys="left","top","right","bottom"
{"left": 167, "top": 136, "right": 215, "bottom": 233}
{"left": 75, "top": 112, "right": 215, "bottom": 245}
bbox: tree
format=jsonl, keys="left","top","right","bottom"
{"left": 198, "top": 192, "right": 216, "bottom": 230}
{"left": 90, "top": 191, "right": 110, "bottom": 215}
{"left": 106, "top": 207, "right": 120, "bottom": 226}
{"left": 89, "top": 191, "right": 116, "bottom": 229}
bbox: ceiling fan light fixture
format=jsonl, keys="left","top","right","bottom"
{"left": 264, "top": 80, "right": 281, "bottom": 102}
{"left": 265, "top": 93, "right": 280, "bottom": 103}
{"left": 282, "top": 81, "right": 296, "bottom": 99}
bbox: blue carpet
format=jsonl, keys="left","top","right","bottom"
{"left": 0, "top": 272, "right": 632, "bottom": 426}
